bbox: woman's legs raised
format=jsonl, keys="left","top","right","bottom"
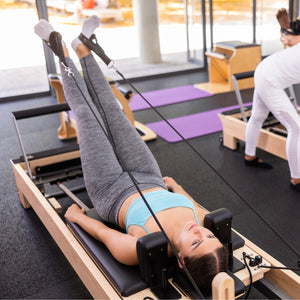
{"left": 34, "top": 20, "right": 166, "bottom": 222}
{"left": 73, "top": 17, "right": 163, "bottom": 178}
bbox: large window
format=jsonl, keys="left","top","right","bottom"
{"left": 209, "top": 0, "right": 254, "bottom": 46}
{"left": 256, "top": 0, "right": 289, "bottom": 56}
{"left": 0, "top": 0, "right": 294, "bottom": 99}
{"left": 43, "top": 0, "right": 204, "bottom": 81}
{"left": 208, "top": 0, "right": 289, "bottom": 56}
{"left": 0, "top": 1, "right": 49, "bottom": 99}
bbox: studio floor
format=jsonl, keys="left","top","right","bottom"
{"left": 0, "top": 69, "right": 299, "bottom": 299}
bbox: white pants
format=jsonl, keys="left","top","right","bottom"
{"left": 245, "top": 61, "right": 300, "bottom": 178}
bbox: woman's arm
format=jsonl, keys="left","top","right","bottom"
{"left": 65, "top": 204, "right": 139, "bottom": 265}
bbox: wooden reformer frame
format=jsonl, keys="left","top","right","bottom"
{"left": 195, "top": 41, "right": 261, "bottom": 94}
{"left": 49, "top": 74, "right": 157, "bottom": 142}
{"left": 10, "top": 105, "right": 300, "bottom": 299}
{"left": 218, "top": 71, "right": 300, "bottom": 160}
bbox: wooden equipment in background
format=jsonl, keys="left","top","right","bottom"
{"left": 195, "top": 41, "right": 261, "bottom": 94}
{"left": 49, "top": 74, "right": 157, "bottom": 142}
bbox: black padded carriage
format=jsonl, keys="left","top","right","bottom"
{"left": 67, "top": 206, "right": 246, "bottom": 298}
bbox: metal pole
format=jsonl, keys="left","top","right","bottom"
{"left": 209, "top": 0, "right": 213, "bottom": 50}
{"left": 57, "top": 182, "right": 90, "bottom": 211}
{"left": 253, "top": 0, "right": 256, "bottom": 43}
{"left": 35, "top": 0, "right": 57, "bottom": 95}
{"left": 11, "top": 114, "right": 33, "bottom": 179}
{"left": 184, "top": 0, "right": 190, "bottom": 61}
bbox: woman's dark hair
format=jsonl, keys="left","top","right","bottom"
{"left": 183, "top": 246, "right": 228, "bottom": 292}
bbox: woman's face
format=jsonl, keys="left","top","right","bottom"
{"left": 177, "top": 222, "right": 223, "bottom": 259}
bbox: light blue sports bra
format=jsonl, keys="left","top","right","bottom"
{"left": 125, "top": 190, "right": 200, "bottom": 233}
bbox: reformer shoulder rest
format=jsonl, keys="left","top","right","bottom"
{"left": 66, "top": 209, "right": 147, "bottom": 297}
{"left": 66, "top": 208, "right": 246, "bottom": 298}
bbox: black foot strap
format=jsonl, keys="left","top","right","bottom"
{"left": 281, "top": 27, "right": 300, "bottom": 35}
{"left": 78, "top": 33, "right": 113, "bottom": 66}
{"left": 281, "top": 20, "right": 300, "bottom": 35}
{"left": 45, "top": 31, "right": 68, "bottom": 67}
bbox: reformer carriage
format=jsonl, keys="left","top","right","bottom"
{"left": 10, "top": 102, "right": 300, "bottom": 299}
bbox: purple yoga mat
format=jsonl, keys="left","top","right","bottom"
{"left": 129, "top": 85, "right": 213, "bottom": 111}
{"left": 146, "top": 102, "right": 252, "bottom": 143}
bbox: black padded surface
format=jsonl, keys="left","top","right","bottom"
{"left": 12, "top": 143, "right": 80, "bottom": 164}
{"left": 232, "top": 231, "right": 245, "bottom": 250}
{"left": 66, "top": 207, "right": 245, "bottom": 298}
{"left": 233, "top": 71, "right": 255, "bottom": 80}
{"left": 66, "top": 209, "right": 147, "bottom": 297}
{"left": 216, "top": 40, "right": 260, "bottom": 49}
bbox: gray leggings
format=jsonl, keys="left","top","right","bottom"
{"left": 59, "top": 55, "right": 166, "bottom": 224}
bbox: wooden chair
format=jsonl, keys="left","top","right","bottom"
{"left": 195, "top": 41, "right": 261, "bottom": 94}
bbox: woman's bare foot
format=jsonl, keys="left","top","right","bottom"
{"left": 276, "top": 8, "right": 290, "bottom": 30}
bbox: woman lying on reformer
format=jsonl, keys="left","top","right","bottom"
{"left": 34, "top": 16, "right": 227, "bottom": 292}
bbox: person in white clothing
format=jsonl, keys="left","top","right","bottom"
{"left": 244, "top": 8, "right": 300, "bottom": 192}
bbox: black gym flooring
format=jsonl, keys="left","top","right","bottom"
{"left": 0, "top": 70, "right": 299, "bottom": 299}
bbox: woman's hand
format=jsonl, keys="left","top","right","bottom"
{"left": 163, "top": 176, "right": 183, "bottom": 193}
{"left": 163, "top": 176, "right": 196, "bottom": 203}
{"left": 65, "top": 204, "right": 85, "bottom": 223}
{"left": 280, "top": 33, "right": 300, "bottom": 47}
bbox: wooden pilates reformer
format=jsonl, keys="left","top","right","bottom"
{"left": 218, "top": 71, "right": 300, "bottom": 160}
{"left": 195, "top": 41, "right": 261, "bottom": 94}
{"left": 10, "top": 105, "right": 300, "bottom": 299}
{"left": 48, "top": 74, "right": 157, "bottom": 142}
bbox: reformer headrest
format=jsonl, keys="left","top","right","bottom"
{"left": 137, "top": 232, "right": 168, "bottom": 286}
{"left": 137, "top": 232, "right": 181, "bottom": 299}
{"left": 204, "top": 208, "right": 232, "bottom": 244}
{"left": 67, "top": 207, "right": 245, "bottom": 298}
{"left": 204, "top": 208, "right": 245, "bottom": 250}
